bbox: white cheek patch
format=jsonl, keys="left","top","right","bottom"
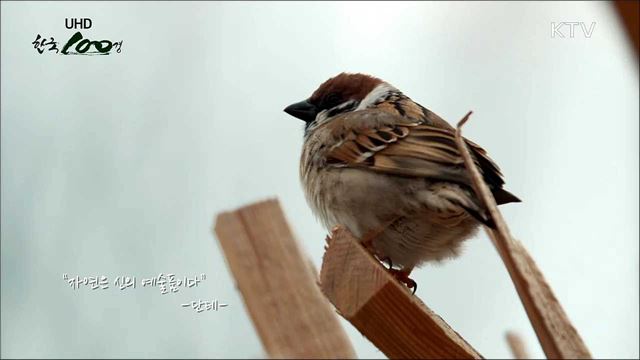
{"left": 356, "top": 83, "right": 398, "bottom": 110}
{"left": 306, "top": 86, "right": 395, "bottom": 136}
{"left": 315, "top": 109, "right": 330, "bottom": 123}
{"left": 315, "top": 99, "right": 357, "bottom": 124}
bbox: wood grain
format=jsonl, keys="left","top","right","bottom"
{"left": 214, "top": 199, "right": 356, "bottom": 359}
{"left": 320, "top": 226, "right": 483, "bottom": 359}
{"left": 455, "top": 112, "right": 591, "bottom": 359}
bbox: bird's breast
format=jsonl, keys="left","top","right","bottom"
{"left": 300, "top": 149, "right": 423, "bottom": 238}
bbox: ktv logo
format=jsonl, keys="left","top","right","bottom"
{"left": 32, "top": 18, "right": 123, "bottom": 55}
{"left": 551, "top": 21, "right": 596, "bottom": 39}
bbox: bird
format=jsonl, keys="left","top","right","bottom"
{"left": 284, "top": 72, "right": 520, "bottom": 292}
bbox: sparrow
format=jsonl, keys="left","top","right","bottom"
{"left": 284, "top": 73, "right": 520, "bottom": 291}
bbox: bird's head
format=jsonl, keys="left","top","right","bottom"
{"left": 284, "top": 73, "right": 400, "bottom": 129}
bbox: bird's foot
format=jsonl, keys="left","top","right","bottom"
{"left": 388, "top": 268, "right": 417, "bottom": 295}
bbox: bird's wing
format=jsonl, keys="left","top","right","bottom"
{"left": 325, "top": 111, "right": 515, "bottom": 201}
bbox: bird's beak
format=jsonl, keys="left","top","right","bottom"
{"left": 284, "top": 99, "right": 318, "bottom": 123}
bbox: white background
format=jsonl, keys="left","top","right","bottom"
{"left": 1, "top": 1, "right": 638, "bottom": 358}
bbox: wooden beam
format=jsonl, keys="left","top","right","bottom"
{"left": 455, "top": 112, "right": 591, "bottom": 359}
{"left": 214, "top": 199, "right": 356, "bottom": 359}
{"left": 319, "top": 226, "right": 483, "bottom": 359}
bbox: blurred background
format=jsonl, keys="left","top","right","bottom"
{"left": 1, "top": 1, "right": 638, "bottom": 358}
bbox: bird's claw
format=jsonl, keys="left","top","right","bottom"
{"left": 388, "top": 268, "right": 417, "bottom": 295}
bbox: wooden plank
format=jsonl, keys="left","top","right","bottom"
{"left": 214, "top": 199, "right": 356, "bottom": 359}
{"left": 455, "top": 112, "right": 591, "bottom": 359}
{"left": 613, "top": 0, "right": 639, "bottom": 58}
{"left": 505, "top": 331, "right": 530, "bottom": 359}
{"left": 319, "top": 226, "right": 483, "bottom": 359}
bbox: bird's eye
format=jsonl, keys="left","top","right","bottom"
{"left": 324, "top": 93, "right": 341, "bottom": 108}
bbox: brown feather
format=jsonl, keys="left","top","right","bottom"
{"left": 309, "top": 73, "right": 383, "bottom": 104}
{"left": 325, "top": 110, "right": 507, "bottom": 191}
